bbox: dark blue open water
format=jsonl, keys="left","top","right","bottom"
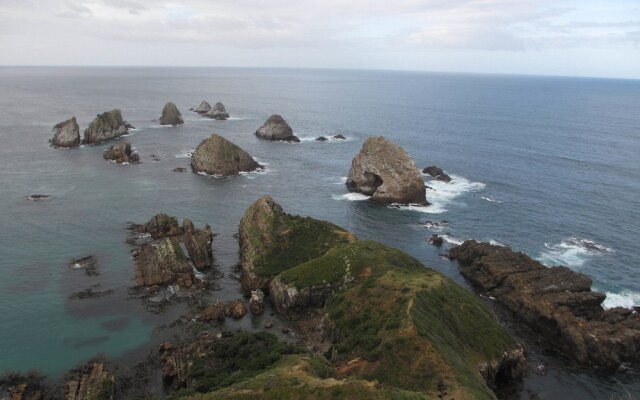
{"left": 0, "top": 67, "right": 638, "bottom": 398}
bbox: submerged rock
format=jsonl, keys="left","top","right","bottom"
{"left": 194, "top": 100, "right": 211, "bottom": 114}
{"left": 333, "top": 134, "right": 346, "bottom": 140}
{"left": 25, "top": 194, "right": 50, "bottom": 201}
{"left": 429, "top": 234, "right": 443, "bottom": 247}
{"left": 205, "top": 102, "right": 229, "bottom": 120}
{"left": 255, "top": 114, "right": 299, "bottom": 142}
{"left": 346, "top": 136, "right": 427, "bottom": 205}
{"left": 69, "top": 255, "right": 100, "bottom": 276}
{"left": 160, "top": 102, "right": 184, "bottom": 126}
{"left": 191, "top": 134, "right": 262, "bottom": 177}
{"left": 51, "top": 117, "right": 80, "bottom": 148}
{"left": 423, "top": 165, "right": 451, "bottom": 183}
{"left": 316, "top": 136, "right": 328, "bottom": 142}
{"left": 449, "top": 240, "right": 640, "bottom": 370}
{"left": 103, "top": 141, "right": 139, "bottom": 164}
{"left": 83, "top": 109, "right": 129, "bottom": 144}
{"left": 65, "top": 362, "right": 114, "bottom": 400}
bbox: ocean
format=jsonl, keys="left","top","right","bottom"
{"left": 0, "top": 67, "right": 638, "bottom": 398}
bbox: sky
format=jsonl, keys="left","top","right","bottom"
{"left": 1, "top": 0, "right": 639, "bottom": 78}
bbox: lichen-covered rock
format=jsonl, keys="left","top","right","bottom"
{"left": 65, "top": 362, "right": 114, "bottom": 400}
{"left": 182, "top": 219, "right": 213, "bottom": 271}
{"left": 103, "top": 141, "right": 139, "bottom": 164}
{"left": 423, "top": 165, "right": 451, "bottom": 183}
{"left": 191, "top": 134, "right": 262, "bottom": 177}
{"left": 194, "top": 100, "right": 211, "bottom": 114}
{"left": 255, "top": 114, "right": 299, "bottom": 142}
{"left": 83, "top": 109, "right": 129, "bottom": 144}
{"left": 249, "top": 289, "right": 265, "bottom": 315}
{"left": 51, "top": 117, "right": 80, "bottom": 148}
{"left": 160, "top": 102, "right": 184, "bottom": 126}
{"left": 205, "top": 102, "right": 229, "bottom": 120}
{"left": 346, "top": 136, "right": 427, "bottom": 205}
{"left": 225, "top": 300, "right": 247, "bottom": 319}
{"left": 449, "top": 240, "right": 640, "bottom": 370}
{"left": 133, "top": 238, "right": 193, "bottom": 287}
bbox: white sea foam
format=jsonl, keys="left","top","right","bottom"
{"left": 482, "top": 196, "right": 503, "bottom": 203}
{"left": 331, "top": 192, "right": 371, "bottom": 201}
{"left": 537, "top": 237, "right": 613, "bottom": 268}
{"left": 489, "top": 239, "right": 506, "bottom": 247}
{"left": 149, "top": 124, "right": 172, "bottom": 129}
{"left": 175, "top": 150, "right": 194, "bottom": 159}
{"left": 603, "top": 290, "right": 640, "bottom": 309}
{"left": 440, "top": 235, "right": 464, "bottom": 246}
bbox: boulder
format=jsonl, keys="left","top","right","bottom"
{"left": 83, "top": 109, "right": 129, "bottom": 144}
{"left": 158, "top": 342, "right": 188, "bottom": 392}
{"left": 429, "top": 234, "right": 443, "bottom": 247}
{"left": 316, "top": 136, "right": 328, "bottom": 142}
{"left": 133, "top": 238, "right": 194, "bottom": 288}
{"left": 51, "top": 117, "right": 80, "bottom": 148}
{"left": 346, "top": 136, "right": 427, "bottom": 205}
{"left": 65, "top": 362, "right": 114, "bottom": 400}
{"left": 423, "top": 165, "right": 451, "bottom": 183}
{"left": 449, "top": 240, "right": 640, "bottom": 370}
{"left": 205, "top": 102, "right": 229, "bottom": 120}
{"left": 140, "top": 213, "right": 182, "bottom": 239}
{"left": 160, "top": 102, "right": 184, "bottom": 126}
{"left": 255, "top": 114, "right": 299, "bottom": 142}
{"left": 194, "top": 100, "right": 211, "bottom": 114}
{"left": 196, "top": 300, "right": 226, "bottom": 322}
{"left": 182, "top": 219, "right": 213, "bottom": 271}
{"left": 225, "top": 300, "right": 247, "bottom": 319}
{"left": 103, "top": 141, "right": 139, "bottom": 164}
{"left": 191, "top": 134, "right": 262, "bottom": 177}
{"left": 249, "top": 289, "right": 265, "bottom": 315}
{"left": 333, "top": 134, "right": 346, "bottom": 140}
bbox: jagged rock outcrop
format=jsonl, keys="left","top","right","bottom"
{"left": 103, "top": 141, "right": 139, "bottom": 164}
{"left": 0, "top": 375, "right": 44, "bottom": 400}
{"left": 255, "top": 114, "right": 299, "bottom": 142}
{"left": 65, "top": 362, "right": 114, "bottom": 400}
{"left": 182, "top": 219, "right": 213, "bottom": 270}
{"left": 225, "top": 300, "right": 247, "bottom": 319}
{"left": 83, "top": 109, "right": 129, "bottom": 144}
{"left": 449, "top": 240, "right": 640, "bottom": 370}
{"left": 423, "top": 165, "right": 451, "bottom": 183}
{"left": 479, "top": 346, "right": 526, "bottom": 390}
{"left": 133, "top": 238, "right": 200, "bottom": 289}
{"left": 429, "top": 234, "right": 443, "bottom": 247}
{"left": 196, "top": 300, "right": 227, "bottom": 322}
{"left": 194, "top": 100, "right": 211, "bottom": 114}
{"left": 138, "top": 213, "right": 181, "bottom": 239}
{"left": 158, "top": 342, "right": 189, "bottom": 392}
{"left": 249, "top": 289, "right": 265, "bottom": 315}
{"left": 205, "top": 102, "right": 229, "bottom": 120}
{"left": 346, "top": 136, "right": 427, "bottom": 205}
{"left": 51, "top": 117, "right": 80, "bottom": 148}
{"left": 191, "top": 134, "right": 262, "bottom": 177}
{"left": 160, "top": 102, "right": 184, "bottom": 126}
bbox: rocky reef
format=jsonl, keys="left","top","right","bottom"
{"left": 346, "top": 136, "right": 427, "bottom": 205}
{"left": 205, "top": 102, "right": 229, "bottom": 120}
{"left": 103, "top": 141, "right": 139, "bottom": 164}
{"left": 255, "top": 114, "right": 299, "bottom": 142}
{"left": 191, "top": 134, "right": 262, "bottom": 177}
{"left": 65, "top": 362, "right": 115, "bottom": 400}
{"left": 449, "top": 240, "right": 640, "bottom": 370}
{"left": 193, "top": 100, "right": 211, "bottom": 114}
{"left": 423, "top": 165, "right": 452, "bottom": 182}
{"left": 160, "top": 102, "right": 184, "bottom": 126}
{"left": 83, "top": 109, "right": 129, "bottom": 145}
{"left": 51, "top": 117, "right": 80, "bottom": 148}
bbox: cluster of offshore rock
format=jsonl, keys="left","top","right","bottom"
{"left": 193, "top": 100, "right": 230, "bottom": 120}
{"left": 50, "top": 109, "right": 133, "bottom": 148}
{"left": 449, "top": 240, "right": 640, "bottom": 370}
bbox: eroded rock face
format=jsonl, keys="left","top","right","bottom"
{"left": 423, "top": 165, "right": 451, "bottom": 183}
{"left": 225, "top": 300, "right": 247, "bottom": 319}
{"left": 51, "top": 117, "right": 80, "bottom": 148}
{"left": 103, "top": 141, "right": 139, "bottom": 164}
{"left": 160, "top": 102, "right": 184, "bottom": 126}
{"left": 83, "top": 109, "right": 129, "bottom": 144}
{"left": 346, "top": 136, "right": 427, "bottom": 205}
{"left": 182, "top": 219, "right": 213, "bottom": 270}
{"left": 191, "top": 134, "right": 262, "bottom": 177}
{"left": 133, "top": 238, "right": 193, "bottom": 287}
{"left": 479, "top": 346, "right": 526, "bottom": 390}
{"left": 159, "top": 342, "right": 189, "bottom": 392}
{"left": 249, "top": 289, "right": 265, "bottom": 315}
{"left": 196, "top": 300, "right": 227, "bottom": 322}
{"left": 269, "top": 276, "right": 344, "bottom": 316}
{"left": 65, "top": 362, "right": 114, "bottom": 400}
{"left": 140, "top": 213, "right": 182, "bottom": 239}
{"left": 449, "top": 240, "right": 640, "bottom": 370}
{"left": 194, "top": 100, "right": 211, "bottom": 114}
{"left": 205, "top": 102, "right": 229, "bottom": 120}
{"left": 255, "top": 114, "right": 299, "bottom": 142}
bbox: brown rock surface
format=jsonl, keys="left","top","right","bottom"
{"left": 65, "top": 362, "right": 114, "bottom": 400}
{"left": 182, "top": 219, "right": 213, "bottom": 271}
{"left": 160, "top": 102, "right": 184, "bottom": 126}
{"left": 83, "top": 109, "right": 129, "bottom": 144}
{"left": 255, "top": 114, "right": 299, "bottom": 142}
{"left": 133, "top": 238, "right": 193, "bottom": 288}
{"left": 205, "top": 102, "right": 229, "bottom": 120}
{"left": 191, "top": 134, "right": 262, "bottom": 177}
{"left": 51, "top": 117, "right": 80, "bottom": 148}
{"left": 103, "top": 141, "right": 139, "bottom": 164}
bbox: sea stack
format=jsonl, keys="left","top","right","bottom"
{"left": 346, "top": 136, "right": 427, "bottom": 205}
{"left": 160, "top": 102, "right": 184, "bottom": 126}
{"left": 255, "top": 114, "right": 299, "bottom": 142}
{"left": 51, "top": 117, "right": 80, "bottom": 148}
{"left": 194, "top": 100, "right": 211, "bottom": 114}
{"left": 83, "top": 109, "right": 129, "bottom": 144}
{"left": 423, "top": 165, "right": 451, "bottom": 182}
{"left": 103, "top": 141, "right": 140, "bottom": 164}
{"left": 205, "top": 102, "right": 229, "bottom": 120}
{"left": 191, "top": 134, "right": 262, "bottom": 177}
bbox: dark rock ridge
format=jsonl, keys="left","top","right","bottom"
{"left": 255, "top": 114, "right": 299, "bottom": 142}
{"left": 334, "top": 134, "right": 346, "bottom": 140}
{"left": 449, "top": 240, "right": 640, "bottom": 370}
{"left": 103, "top": 141, "right": 140, "bottom": 164}
{"left": 194, "top": 100, "right": 211, "bottom": 114}
{"left": 160, "top": 102, "right": 184, "bottom": 126}
{"left": 423, "top": 165, "right": 451, "bottom": 183}
{"left": 25, "top": 194, "right": 50, "bottom": 201}
{"left": 51, "top": 117, "right": 80, "bottom": 148}
{"left": 191, "top": 134, "right": 262, "bottom": 177}
{"left": 195, "top": 299, "right": 247, "bottom": 322}
{"left": 205, "top": 102, "right": 229, "bottom": 120}
{"left": 346, "top": 136, "right": 427, "bottom": 205}
{"left": 429, "top": 234, "right": 443, "bottom": 247}
{"left": 65, "top": 362, "right": 114, "bottom": 400}
{"left": 69, "top": 255, "right": 100, "bottom": 276}
{"left": 83, "top": 109, "right": 129, "bottom": 144}
{"left": 316, "top": 136, "right": 328, "bottom": 141}
{"left": 133, "top": 238, "right": 197, "bottom": 288}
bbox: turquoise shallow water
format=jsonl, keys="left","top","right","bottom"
{"left": 0, "top": 67, "right": 638, "bottom": 397}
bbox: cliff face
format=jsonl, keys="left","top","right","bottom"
{"left": 450, "top": 240, "right": 640, "bottom": 370}
{"left": 347, "top": 136, "right": 427, "bottom": 205}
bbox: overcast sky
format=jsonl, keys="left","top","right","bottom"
{"left": 1, "top": 0, "right": 639, "bottom": 78}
